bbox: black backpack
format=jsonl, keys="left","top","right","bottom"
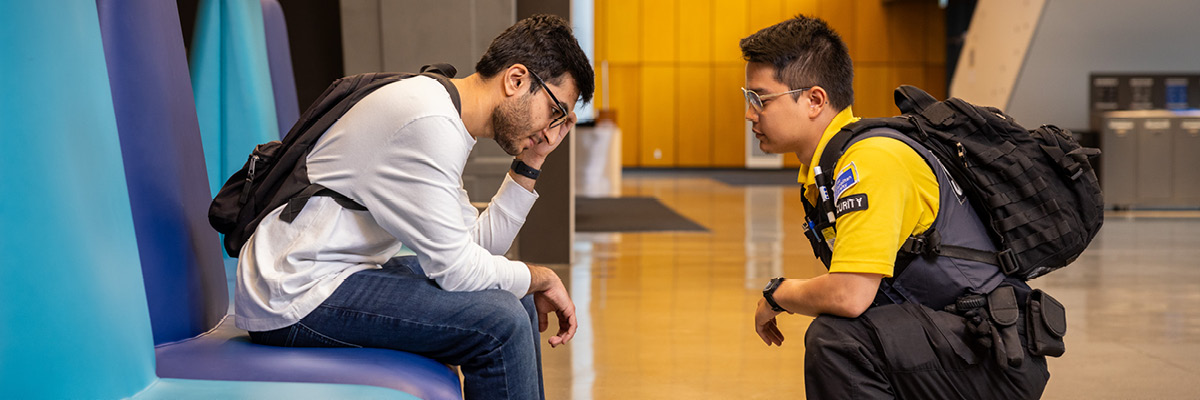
{"left": 209, "top": 64, "right": 460, "bottom": 257}
{"left": 811, "top": 85, "right": 1103, "bottom": 280}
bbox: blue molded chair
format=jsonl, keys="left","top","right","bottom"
{"left": 98, "top": 1, "right": 462, "bottom": 399}
{"left": 261, "top": 0, "right": 301, "bottom": 138}
{"left": 0, "top": 2, "right": 410, "bottom": 398}
{"left": 190, "top": 0, "right": 281, "bottom": 195}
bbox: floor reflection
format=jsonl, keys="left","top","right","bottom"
{"left": 744, "top": 186, "right": 785, "bottom": 289}
{"left": 544, "top": 171, "right": 1200, "bottom": 399}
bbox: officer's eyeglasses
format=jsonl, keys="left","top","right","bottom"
{"left": 529, "top": 70, "right": 570, "bottom": 129}
{"left": 742, "top": 87, "right": 812, "bottom": 113}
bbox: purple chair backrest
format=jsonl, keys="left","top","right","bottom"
{"left": 98, "top": 0, "right": 229, "bottom": 345}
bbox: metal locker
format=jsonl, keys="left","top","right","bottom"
{"left": 1103, "top": 116, "right": 1138, "bottom": 208}
{"left": 1136, "top": 118, "right": 1174, "bottom": 205}
{"left": 1175, "top": 118, "right": 1200, "bottom": 203}
{"left": 1103, "top": 110, "right": 1200, "bottom": 209}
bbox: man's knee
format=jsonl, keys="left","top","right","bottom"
{"left": 471, "top": 291, "right": 535, "bottom": 344}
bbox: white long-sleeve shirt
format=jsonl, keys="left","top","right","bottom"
{"left": 235, "top": 76, "right": 536, "bottom": 332}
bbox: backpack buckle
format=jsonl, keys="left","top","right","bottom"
{"left": 997, "top": 249, "right": 1020, "bottom": 275}
{"left": 1069, "top": 166, "right": 1084, "bottom": 180}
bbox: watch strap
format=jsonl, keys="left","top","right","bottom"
{"left": 763, "top": 278, "right": 787, "bottom": 312}
{"left": 511, "top": 159, "right": 540, "bottom": 180}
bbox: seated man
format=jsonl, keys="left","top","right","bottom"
{"left": 742, "top": 16, "right": 1050, "bottom": 399}
{"left": 234, "top": 15, "right": 593, "bottom": 399}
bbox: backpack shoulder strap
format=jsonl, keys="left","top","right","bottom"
{"left": 418, "top": 63, "right": 461, "bottom": 114}
{"left": 818, "top": 117, "right": 914, "bottom": 172}
{"left": 802, "top": 117, "right": 917, "bottom": 240}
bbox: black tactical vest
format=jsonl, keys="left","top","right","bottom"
{"left": 802, "top": 128, "right": 1028, "bottom": 311}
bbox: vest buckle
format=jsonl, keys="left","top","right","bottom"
{"left": 901, "top": 228, "right": 942, "bottom": 256}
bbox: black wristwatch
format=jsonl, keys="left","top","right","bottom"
{"left": 511, "top": 159, "right": 540, "bottom": 180}
{"left": 763, "top": 277, "right": 787, "bottom": 312}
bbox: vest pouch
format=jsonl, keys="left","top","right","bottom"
{"left": 1026, "top": 289, "right": 1066, "bottom": 357}
{"left": 988, "top": 285, "right": 1024, "bottom": 368}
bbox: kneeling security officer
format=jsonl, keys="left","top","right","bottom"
{"left": 743, "top": 16, "right": 1051, "bottom": 399}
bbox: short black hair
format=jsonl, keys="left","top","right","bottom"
{"left": 739, "top": 15, "right": 853, "bottom": 110}
{"left": 476, "top": 14, "right": 595, "bottom": 105}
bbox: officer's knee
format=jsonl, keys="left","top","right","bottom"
{"left": 805, "top": 315, "right": 849, "bottom": 346}
{"left": 804, "top": 314, "right": 873, "bottom": 362}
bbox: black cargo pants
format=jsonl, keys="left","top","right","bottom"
{"left": 804, "top": 302, "right": 1049, "bottom": 399}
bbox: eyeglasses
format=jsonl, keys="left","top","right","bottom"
{"left": 529, "top": 70, "right": 570, "bottom": 129}
{"left": 742, "top": 87, "right": 812, "bottom": 112}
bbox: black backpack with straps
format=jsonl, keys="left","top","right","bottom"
{"left": 808, "top": 85, "right": 1103, "bottom": 280}
{"left": 209, "top": 64, "right": 460, "bottom": 257}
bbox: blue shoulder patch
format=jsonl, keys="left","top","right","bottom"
{"left": 833, "top": 162, "right": 859, "bottom": 200}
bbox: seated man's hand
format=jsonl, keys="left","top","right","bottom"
{"left": 527, "top": 264, "right": 577, "bottom": 348}
{"left": 520, "top": 111, "right": 576, "bottom": 165}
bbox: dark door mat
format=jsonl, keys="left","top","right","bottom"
{"left": 708, "top": 169, "right": 799, "bottom": 186}
{"left": 576, "top": 197, "right": 708, "bottom": 232}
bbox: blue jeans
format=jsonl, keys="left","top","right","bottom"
{"left": 248, "top": 256, "right": 544, "bottom": 400}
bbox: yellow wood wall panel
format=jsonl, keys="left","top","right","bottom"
{"left": 853, "top": 0, "right": 889, "bottom": 63}
{"left": 595, "top": 0, "right": 608, "bottom": 60}
{"left": 605, "top": 0, "right": 641, "bottom": 63}
{"left": 890, "top": 65, "right": 927, "bottom": 114}
{"left": 749, "top": 0, "right": 785, "bottom": 33}
{"left": 852, "top": 65, "right": 891, "bottom": 118}
{"left": 593, "top": 0, "right": 943, "bottom": 169}
{"left": 677, "top": 66, "right": 714, "bottom": 167}
{"left": 885, "top": 2, "right": 927, "bottom": 63}
{"left": 895, "top": 65, "right": 926, "bottom": 93}
{"left": 606, "top": 64, "right": 642, "bottom": 166}
{"left": 641, "top": 0, "right": 678, "bottom": 63}
{"left": 924, "top": 1, "right": 946, "bottom": 64}
{"left": 713, "top": 64, "right": 746, "bottom": 167}
{"left": 640, "top": 66, "right": 677, "bottom": 166}
{"left": 711, "top": 0, "right": 749, "bottom": 63}
{"left": 785, "top": 0, "right": 819, "bottom": 18}
{"left": 817, "top": 0, "right": 856, "bottom": 60}
{"left": 678, "top": 0, "right": 713, "bottom": 63}
{"left": 924, "top": 65, "right": 947, "bottom": 99}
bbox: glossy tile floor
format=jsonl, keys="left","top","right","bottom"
{"left": 538, "top": 170, "right": 1200, "bottom": 399}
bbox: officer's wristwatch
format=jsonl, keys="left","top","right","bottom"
{"left": 762, "top": 277, "right": 788, "bottom": 312}
{"left": 511, "top": 159, "right": 540, "bottom": 180}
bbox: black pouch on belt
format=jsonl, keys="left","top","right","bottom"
{"left": 987, "top": 285, "right": 1023, "bottom": 368}
{"left": 1026, "top": 289, "right": 1067, "bottom": 357}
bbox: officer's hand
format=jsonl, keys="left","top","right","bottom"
{"left": 520, "top": 111, "right": 576, "bottom": 164}
{"left": 755, "top": 297, "right": 785, "bottom": 346}
{"left": 530, "top": 266, "right": 577, "bottom": 348}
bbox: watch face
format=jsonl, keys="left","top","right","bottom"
{"left": 763, "top": 278, "right": 782, "bottom": 292}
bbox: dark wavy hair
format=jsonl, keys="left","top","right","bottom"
{"left": 739, "top": 15, "right": 853, "bottom": 110}
{"left": 475, "top": 14, "right": 595, "bottom": 104}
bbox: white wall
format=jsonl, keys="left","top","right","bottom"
{"left": 948, "top": 0, "right": 1044, "bottom": 112}
{"left": 954, "top": 0, "right": 1200, "bottom": 131}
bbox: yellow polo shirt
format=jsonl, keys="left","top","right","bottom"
{"left": 798, "top": 107, "right": 940, "bottom": 277}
